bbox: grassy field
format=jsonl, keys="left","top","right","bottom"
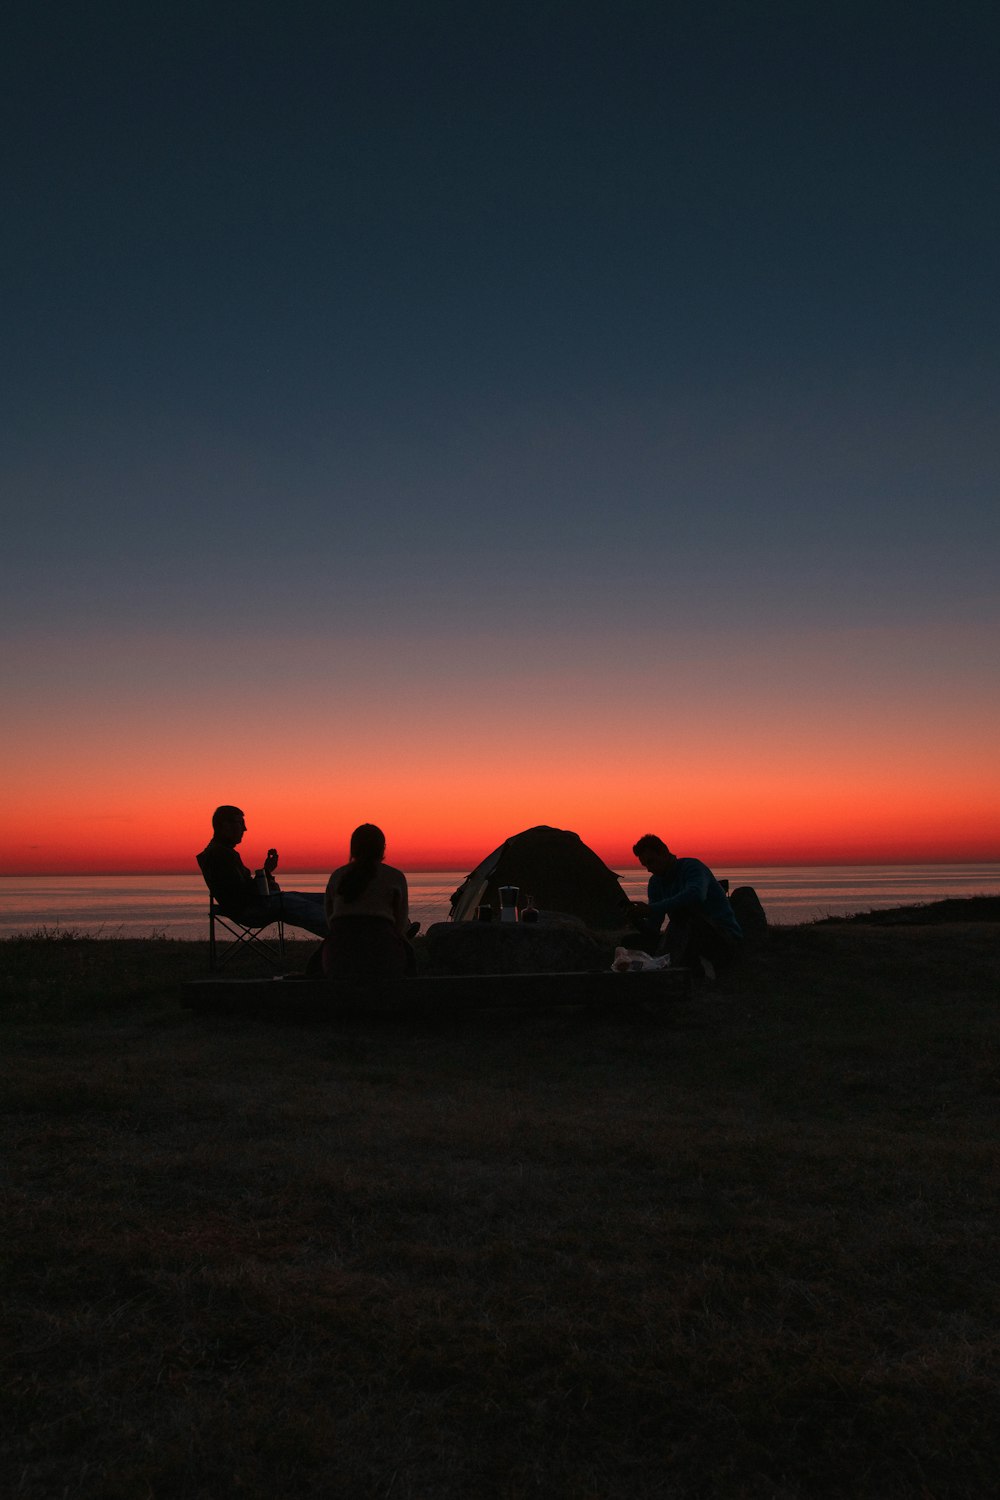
{"left": 2, "top": 923, "right": 998, "bottom": 1498}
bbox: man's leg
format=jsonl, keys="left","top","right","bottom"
{"left": 663, "top": 910, "right": 740, "bottom": 973}
{"left": 241, "top": 891, "right": 328, "bottom": 939}
{"left": 659, "top": 912, "right": 694, "bottom": 964}
{"left": 275, "top": 891, "right": 329, "bottom": 938}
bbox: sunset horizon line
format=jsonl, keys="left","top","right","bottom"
{"left": 6, "top": 853, "right": 999, "bottom": 879}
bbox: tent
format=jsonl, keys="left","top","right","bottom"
{"left": 449, "top": 825, "right": 633, "bottom": 930}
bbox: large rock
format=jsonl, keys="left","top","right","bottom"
{"left": 422, "top": 920, "right": 613, "bottom": 976}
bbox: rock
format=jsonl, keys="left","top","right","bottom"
{"left": 422, "top": 920, "right": 612, "bottom": 976}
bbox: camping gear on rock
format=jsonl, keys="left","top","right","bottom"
{"left": 449, "top": 825, "right": 633, "bottom": 930}
{"left": 612, "top": 947, "right": 673, "bottom": 972}
{"left": 498, "top": 885, "right": 519, "bottom": 922}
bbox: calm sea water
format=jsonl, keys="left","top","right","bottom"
{"left": 0, "top": 865, "right": 997, "bottom": 939}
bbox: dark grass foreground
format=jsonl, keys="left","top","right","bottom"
{"left": 2, "top": 923, "right": 998, "bottom": 1498}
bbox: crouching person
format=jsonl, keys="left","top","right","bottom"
{"left": 630, "top": 833, "right": 742, "bottom": 977}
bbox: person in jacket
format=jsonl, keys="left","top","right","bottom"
{"left": 630, "top": 833, "right": 742, "bottom": 974}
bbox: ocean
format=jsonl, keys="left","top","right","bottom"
{"left": 1, "top": 865, "right": 998, "bottom": 939}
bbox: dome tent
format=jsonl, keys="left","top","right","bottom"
{"left": 449, "top": 825, "right": 632, "bottom": 930}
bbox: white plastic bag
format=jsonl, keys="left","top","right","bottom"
{"left": 612, "top": 946, "right": 671, "bottom": 973}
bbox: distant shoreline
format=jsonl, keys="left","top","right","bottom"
{"left": 2, "top": 869, "right": 999, "bottom": 942}
{"left": 3, "top": 892, "right": 999, "bottom": 944}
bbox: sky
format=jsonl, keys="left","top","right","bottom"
{"left": 3, "top": 0, "right": 999, "bottom": 875}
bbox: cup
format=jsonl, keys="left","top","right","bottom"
{"left": 497, "top": 885, "right": 519, "bottom": 923}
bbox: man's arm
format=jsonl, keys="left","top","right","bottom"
{"left": 201, "top": 846, "right": 255, "bottom": 915}
{"left": 646, "top": 863, "right": 711, "bottom": 918}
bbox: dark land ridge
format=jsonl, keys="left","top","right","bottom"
{"left": 816, "top": 893, "right": 1000, "bottom": 925}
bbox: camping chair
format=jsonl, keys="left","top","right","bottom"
{"left": 196, "top": 854, "right": 286, "bottom": 972}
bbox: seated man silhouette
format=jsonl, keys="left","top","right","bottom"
{"left": 198, "top": 806, "right": 328, "bottom": 938}
{"left": 630, "top": 833, "right": 742, "bottom": 976}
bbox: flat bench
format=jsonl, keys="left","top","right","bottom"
{"left": 181, "top": 967, "right": 695, "bottom": 1020}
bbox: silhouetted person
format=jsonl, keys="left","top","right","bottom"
{"left": 197, "top": 806, "right": 328, "bottom": 937}
{"left": 322, "top": 823, "right": 416, "bottom": 979}
{"left": 630, "top": 833, "right": 742, "bottom": 976}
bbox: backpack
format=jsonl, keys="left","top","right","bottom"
{"left": 729, "top": 885, "right": 768, "bottom": 940}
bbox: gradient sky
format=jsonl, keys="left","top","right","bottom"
{"left": 3, "top": 0, "right": 999, "bottom": 874}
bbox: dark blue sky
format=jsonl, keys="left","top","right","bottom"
{"left": 3, "top": 1, "right": 999, "bottom": 869}
{"left": 6, "top": 1, "right": 999, "bottom": 627}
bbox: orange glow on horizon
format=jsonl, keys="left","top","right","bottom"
{"left": 4, "top": 790, "right": 998, "bottom": 876}
{"left": 3, "top": 619, "right": 998, "bottom": 876}
{"left": 5, "top": 742, "right": 999, "bottom": 875}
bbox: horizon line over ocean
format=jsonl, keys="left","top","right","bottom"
{"left": 1, "top": 864, "right": 998, "bottom": 940}
{"left": 5, "top": 854, "right": 994, "bottom": 877}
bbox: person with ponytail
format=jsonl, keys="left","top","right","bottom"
{"left": 322, "top": 824, "right": 415, "bottom": 979}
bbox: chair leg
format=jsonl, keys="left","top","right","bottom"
{"left": 209, "top": 902, "right": 218, "bottom": 972}
{"left": 208, "top": 903, "right": 287, "bottom": 971}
